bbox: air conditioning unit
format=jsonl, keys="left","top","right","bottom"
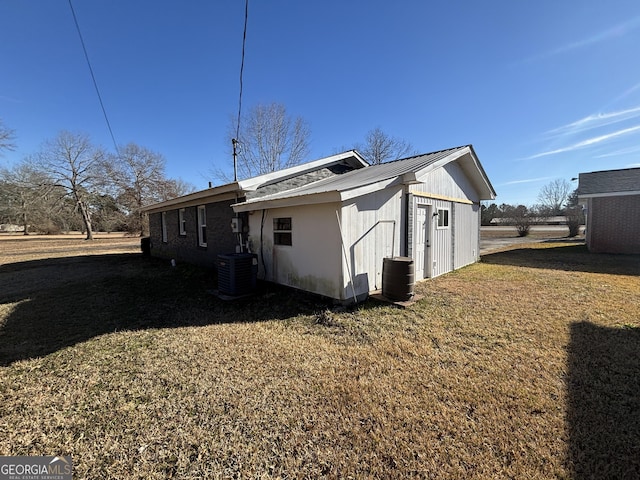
{"left": 217, "top": 253, "right": 258, "bottom": 296}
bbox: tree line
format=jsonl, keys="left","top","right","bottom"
{"left": 2, "top": 104, "right": 417, "bottom": 239}
{"left": 481, "top": 179, "right": 584, "bottom": 237}
{"left": 0, "top": 129, "right": 192, "bottom": 239}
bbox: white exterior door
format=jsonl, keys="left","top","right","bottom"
{"left": 414, "top": 204, "right": 432, "bottom": 280}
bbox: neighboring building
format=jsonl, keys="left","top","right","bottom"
{"left": 140, "top": 151, "right": 368, "bottom": 267}
{"left": 0, "top": 224, "right": 23, "bottom": 232}
{"left": 232, "top": 145, "right": 496, "bottom": 302}
{"left": 577, "top": 167, "right": 640, "bottom": 254}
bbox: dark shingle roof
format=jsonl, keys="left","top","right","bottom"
{"left": 577, "top": 167, "right": 640, "bottom": 196}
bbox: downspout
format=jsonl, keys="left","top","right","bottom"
{"left": 336, "top": 210, "right": 358, "bottom": 304}
{"left": 404, "top": 190, "right": 411, "bottom": 257}
{"left": 260, "top": 209, "right": 268, "bottom": 279}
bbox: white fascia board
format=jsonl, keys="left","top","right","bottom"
{"left": 578, "top": 190, "right": 640, "bottom": 199}
{"left": 460, "top": 148, "right": 497, "bottom": 200}
{"left": 141, "top": 182, "right": 242, "bottom": 213}
{"left": 409, "top": 147, "right": 497, "bottom": 200}
{"left": 339, "top": 177, "right": 403, "bottom": 201}
{"left": 408, "top": 148, "right": 470, "bottom": 184}
{"left": 232, "top": 191, "right": 342, "bottom": 212}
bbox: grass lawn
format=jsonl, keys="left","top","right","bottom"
{"left": 1, "top": 235, "right": 639, "bottom": 478}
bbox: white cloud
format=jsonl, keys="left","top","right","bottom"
{"left": 501, "top": 176, "right": 552, "bottom": 186}
{"left": 545, "top": 105, "right": 640, "bottom": 138}
{"left": 527, "top": 124, "right": 640, "bottom": 160}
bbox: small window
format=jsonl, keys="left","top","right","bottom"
{"left": 178, "top": 208, "right": 186, "bottom": 236}
{"left": 274, "top": 217, "right": 292, "bottom": 246}
{"left": 437, "top": 209, "right": 449, "bottom": 228}
{"left": 161, "top": 212, "right": 168, "bottom": 243}
{"left": 197, "top": 205, "right": 207, "bottom": 247}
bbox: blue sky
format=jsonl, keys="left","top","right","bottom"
{"left": 2, "top": 0, "right": 640, "bottom": 205}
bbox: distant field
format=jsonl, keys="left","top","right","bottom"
{"left": 0, "top": 235, "right": 638, "bottom": 478}
{"left": 0, "top": 232, "right": 140, "bottom": 262}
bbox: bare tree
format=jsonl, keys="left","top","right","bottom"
{"left": 231, "top": 103, "right": 311, "bottom": 179}
{"left": 537, "top": 179, "right": 573, "bottom": 216}
{"left": 103, "top": 143, "right": 165, "bottom": 236}
{"left": 0, "top": 119, "right": 16, "bottom": 154}
{"left": 156, "top": 178, "right": 195, "bottom": 201}
{"left": 103, "top": 143, "right": 195, "bottom": 235}
{"left": 0, "top": 162, "right": 71, "bottom": 234}
{"left": 357, "top": 127, "right": 416, "bottom": 165}
{"left": 32, "top": 131, "right": 103, "bottom": 240}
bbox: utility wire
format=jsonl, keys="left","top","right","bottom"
{"left": 235, "top": 0, "right": 249, "bottom": 143}
{"left": 68, "top": 0, "right": 120, "bottom": 157}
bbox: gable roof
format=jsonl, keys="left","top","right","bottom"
{"left": 577, "top": 167, "right": 640, "bottom": 198}
{"left": 232, "top": 145, "right": 496, "bottom": 211}
{"left": 141, "top": 150, "right": 368, "bottom": 213}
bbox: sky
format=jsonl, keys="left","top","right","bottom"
{"left": 2, "top": 0, "right": 640, "bottom": 205}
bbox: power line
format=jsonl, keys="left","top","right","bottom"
{"left": 232, "top": 0, "right": 249, "bottom": 181}
{"left": 235, "top": 0, "right": 249, "bottom": 142}
{"left": 68, "top": 0, "right": 120, "bottom": 156}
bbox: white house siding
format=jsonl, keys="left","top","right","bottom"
{"left": 417, "top": 162, "right": 481, "bottom": 202}
{"left": 453, "top": 202, "right": 481, "bottom": 269}
{"left": 428, "top": 198, "right": 453, "bottom": 278}
{"left": 409, "top": 162, "right": 481, "bottom": 279}
{"left": 246, "top": 203, "right": 344, "bottom": 300}
{"left": 340, "top": 186, "right": 404, "bottom": 300}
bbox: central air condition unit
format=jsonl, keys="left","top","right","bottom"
{"left": 217, "top": 253, "right": 258, "bottom": 296}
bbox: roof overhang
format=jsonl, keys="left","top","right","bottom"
{"left": 409, "top": 146, "right": 496, "bottom": 200}
{"left": 140, "top": 150, "right": 368, "bottom": 214}
{"left": 232, "top": 176, "right": 403, "bottom": 212}
{"left": 578, "top": 190, "right": 640, "bottom": 200}
{"left": 232, "top": 191, "right": 342, "bottom": 211}
{"left": 140, "top": 183, "right": 242, "bottom": 214}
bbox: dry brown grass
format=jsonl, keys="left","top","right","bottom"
{"left": 0, "top": 236, "right": 638, "bottom": 478}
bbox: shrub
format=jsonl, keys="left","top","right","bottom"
{"left": 565, "top": 206, "right": 584, "bottom": 238}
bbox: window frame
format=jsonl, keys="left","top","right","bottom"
{"left": 197, "top": 205, "right": 207, "bottom": 247}
{"left": 436, "top": 208, "right": 449, "bottom": 229}
{"left": 161, "top": 211, "right": 168, "bottom": 243}
{"left": 273, "top": 217, "right": 292, "bottom": 246}
{"left": 178, "top": 208, "right": 186, "bottom": 236}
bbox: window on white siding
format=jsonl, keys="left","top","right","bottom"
{"left": 161, "top": 211, "right": 168, "bottom": 243}
{"left": 437, "top": 208, "right": 449, "bottom": 228}
{"left": 273, "top": 217, "right": 292, "bottom": 246}
{"left": 178, "top": 208, "right": 186, "bottom": 236}
{"left": 197, "top": 205, "right": 207, "bottom": 247}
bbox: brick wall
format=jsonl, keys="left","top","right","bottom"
{"left": 149, "top": 198, "right": 245, "bottom": 268}
{"left": 588, "top": 195, "right": 640, "bottom": 254}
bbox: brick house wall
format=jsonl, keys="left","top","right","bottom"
{"left": 587, "top": 194, "right": 640, "bottom": 254}
{"left": 144, "top": 157, "right": 363, "bottom": 269}
{"left": 149, "top": 198, "right": 246, "bottom": 268}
